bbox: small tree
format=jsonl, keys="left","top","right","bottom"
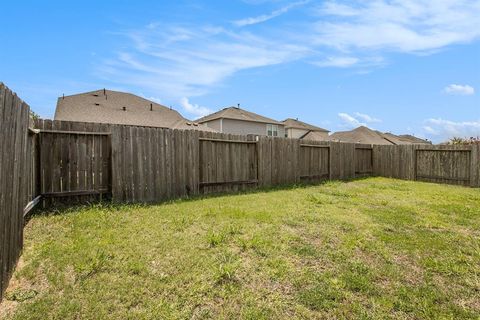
{"left": 30, "top": 110, "right": 40, "bottom": 120}
{"left": 448, "top": 137, "right": 480, "bottom": 145}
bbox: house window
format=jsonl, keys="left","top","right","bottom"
{"left": 267, "top": 124, "right": 279, "bottom": 137}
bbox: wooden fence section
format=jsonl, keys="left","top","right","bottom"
{"left": 373, "top": 144, "right": 480, "bottom": 187}
{"left": 198, "top": 132, "right": 257, "bottom": 194}
{"left": 29, "top": 120, "right": 480, "bottom": 204}
{"left": 355, "top": 144, "right": 373, "bottom": 176}
{"left": 111, "top": 126, "right": 199, "bottom": 203}
{"left": 298, "top": 141, "right": 330, "bottom": 182}
{"left": 258, "top": 136, "right": 299, "bottom": 187}
{"left": 28, "top": 121, "right": 371, "bottom": 203}
{"left": 0, "top": 84, "right": 32, "bottom": 301}
{"left": 34, "top": 119, "right": 111, "bottom": 205}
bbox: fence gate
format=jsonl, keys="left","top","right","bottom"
{"left": 298, "top": 143, "right": 330, "bottom": 182}
{"left": 355, "top": 145, "right": 373, "bottom": 176}
{"left": 198, "top": 135, "right": 258, "bottom": 194}
{"left": 37, "top": 129, "right": 112, "bottom": 204}
{"left": 415, "top": 148, "right": 471, "bottom": 186}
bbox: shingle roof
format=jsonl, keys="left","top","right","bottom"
{"left": 329, "top": 126, "right": 432, "bottom": 145}
{"left": 197, "top": 106, "right": 283, "bottom": 125}
{"left": 329, "top": 126, "right": 393, "bottom": 145}
{"left": 54, "top": 89, "right": 216, "bottom": 131}
{"left": 301, "top": 131, "right": 330, "bottom": 141}
{"left": 282, "top": 118, "right": 329, "bottom": 132}
{"left": 397, "top": 134, "right": 431, "bottom": 144}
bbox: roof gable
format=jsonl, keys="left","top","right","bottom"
{"left": 329, "top": 126, "right": 432, "bottom": 145}
{"left": 197, "top": 106, "right": 283, "bottom": 125}
{"left": 282, "top": 118, "right": 329, "bottom": 132}
{"left": 54, "top": 89, "right": 216, "bottom": 131}
{"left": 329, "top": 126, "right": 393, "bottom": 145}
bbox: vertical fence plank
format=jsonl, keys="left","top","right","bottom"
{"left": 0, "top": 84, "right": 31, "bottom": 301}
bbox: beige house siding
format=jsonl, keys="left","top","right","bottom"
{"left": 204, "top": 118, "right": 222, "bottom": 132}
{"left": 287, "top": 128, "right": 307, "bottom": 139}
{"left": 211, "top": 118, "right": 285, "bottom": 137}
{"left": 286, "top": 128, "right": 329, "bottom": 140}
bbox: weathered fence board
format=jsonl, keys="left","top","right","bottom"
{"left": 330, "top": 141, "right": 356, "bottom": 180}
{"left": 34, "top": 119, "right": 111, "bottom": 206}
{"left": 355, "top": 145, "right": 373, "bottom": 176}
{"left": 0, "top": 84, "right": 32, "bottom": 301}
{"left": 298, "top": 140, "right": 330, "bottom": 182}
{"left": 416, "top": 147, "right": 472, "bottom": 186}
{"left": 372, "top": 144, "right": 479, "bottom": 187}
{"left": 198, "top": 132, "right": 257, "bottom": 194}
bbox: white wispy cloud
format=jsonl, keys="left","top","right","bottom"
{"left": 313, "top": 1, "right": 480, "bottom": 53}
{"left": 233, "top": 0, "right": 309, "bottom": 27}
{"left": 444, "top": 84, "right": 475, "bottom": 96}
{"left": 354, "top": 112, "right": 382, "bottom": 123}
{"left": 338, "top": 112, "right": 366, "bottom": 127}
{"left": 97, "top": 1, "right": 480, "bottom": 99}
{"left": 99, "top": 25, "right": 308, "bottom": 98}
{"left": 423, "top": 118, "right": 480, "bottom": 140}
{"left": 423, "top": 126, "right": 437, "bottom": 135}
{"left": 311, "top": 56, "right": 359, "bottom": 68}
{"left": 180, "top": 97, "right": 212, "bottom": 119}
{"left": 338, "top": 112, "right": 382, "bottom": 128}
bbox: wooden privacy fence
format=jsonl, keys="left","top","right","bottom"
{"left": 0, "top": 84, "right": 33, "bottom": 301}
{"left": 28, "top": 120, "right": 374, "bottom": 203}
{"left": 373, "top": 144, "right": 480, "bottom": 187}
{"left": 34, "top": 120, "right": 111, "bottom": 206}
{"left": 30, "top": 119, "right": 480, "bottom": 205}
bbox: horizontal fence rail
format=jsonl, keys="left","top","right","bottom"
{"left": 373, "top": 144, "right": 480, "bottom": 187}
{"left": 31, "top": 120, "right": 480, "bottom": 206}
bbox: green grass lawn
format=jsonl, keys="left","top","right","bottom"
{"left": 2, "top": 177, "right": 480, "bottom": 319}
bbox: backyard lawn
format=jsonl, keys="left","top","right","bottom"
{"left": 2, "top": 177, "right": 480, "bottom": 319}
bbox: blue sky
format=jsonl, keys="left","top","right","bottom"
{"left": 1, "top": 0, "right": 479, "bottom": 142}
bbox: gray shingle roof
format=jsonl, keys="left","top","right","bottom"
{"left": 197, "top": 106, "right": 283, "bottom": 125}
{"left": 282, "top": 118, "right": 329, "bottom": 132}
{"left": 54, "top": 89, "right": 216, "bottom": 131}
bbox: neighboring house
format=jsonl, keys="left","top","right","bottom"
{"left": 329, "top": 126, "right": 431, "bottom": 145}
{"left": 397, "top": 134, "right": 431, "bottom": 144}
{"left": 197, "top": 106, "right": 285, "bottom": 137}
{"left": 55, "top": 89, "right": 215, "bottom": 131}
{"left": 282, "top": 118, "right": 330, "bottom": 140}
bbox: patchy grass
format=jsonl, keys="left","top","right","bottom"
{"left": 2, "top": 177, "right": 480, "bottom": 319}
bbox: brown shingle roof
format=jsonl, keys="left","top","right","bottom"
{"left": 397, "top": 134, "right": 431, "bottom": 144}
{"left": 301, "top": 131, "right": 330, "bottom": 141}
{"left": 282, "top": 118, "right": 329, "bottom": 132}
{"left": 197, "top": 106, "right": 283, "bottom": 125}
{"left": 329, "top": 126, "right": 432, "bottom": 145}
{"left": 54, "top": 89, "right": 216, "bottom": 131}
{"left": 329, "top": 126, "right": 393, "bottom": 145}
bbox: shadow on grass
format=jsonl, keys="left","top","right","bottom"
{"left": 28, "top": 176, "right": 378, "bottom": 219}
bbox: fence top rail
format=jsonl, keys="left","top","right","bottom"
{"left": 355, "top": 146, "right": 374, "bottom": 150}
{"left": 30, "top": 128, "right": 112, "bottom": 136}
{"left": 416, "top": 148, "right": 471, "bottom": 152}
{"left": 300, "top": 143, "right": 330, "bottom": 148}
{"left": 199, "top": 137, "right": 257, "bottom": 144}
